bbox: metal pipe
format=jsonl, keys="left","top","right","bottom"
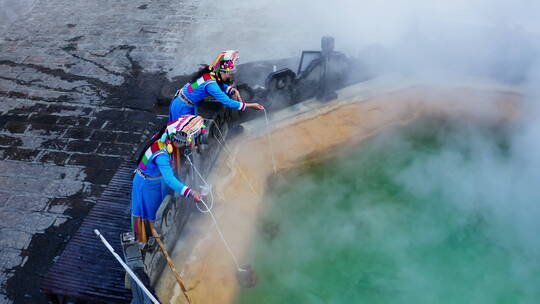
{"left": 94, "top": 229, "right": 160, "bottom": 304}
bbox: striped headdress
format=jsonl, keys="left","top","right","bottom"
{"left": 211, "top": 50, "right": 239, "bottom": 73}
{"left": 138, "top": 115, "right": 205, "bottom": 170}
{"left": 164, "top": 115, "right": 205, "bottom": 145}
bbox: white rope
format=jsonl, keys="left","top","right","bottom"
{"left": 207, "top": 119, "right": 260, "bottom": 196}
{"left": 263, "top": 108, "right": 278, "bottom": 174}
{"left": 200, "top": 199, "right": 242, "bottom": 271}
{"left": 187, "top": 119, "right": 276, "bottom": 272}
{"left": 185, "top": 155, "right": 214, "bottom": 213}
{"left": 208, "top": 119, "right": 235, "bottom": 162}
{"left": 186, "top": 155, "right": 244, "bottom": 271}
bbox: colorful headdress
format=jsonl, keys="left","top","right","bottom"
{"left": 211, "top": 50, "right": 239, "bottom": 73}
{"left": 161, "top": 115, "right": 207, "bottom": 150}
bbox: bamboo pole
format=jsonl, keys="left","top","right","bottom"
{"left": 149, "top": 224, "right": 193, "bottom": 304}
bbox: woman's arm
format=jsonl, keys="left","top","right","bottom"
{"left": 207, "top": 82, "right": 265, "bottom": 111}
{"left": 207, "top": 81, "right": 246, "bottom": 110}
{"left": 221, "top": 83, "right": 245, "bottom": 102}
{"left": 221, "top": 83, "right": 235, "bottom": 96}
{"left": 155, "top": 154, "right": 201, "bottom": 202}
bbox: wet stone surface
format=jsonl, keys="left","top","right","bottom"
{"left": 0, "top": 0, "right": 196, "bottom": 302}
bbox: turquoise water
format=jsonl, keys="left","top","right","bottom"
{"left": 235, "top": 118, "right": 540, "bottom": 304}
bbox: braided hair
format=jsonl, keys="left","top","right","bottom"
{"left": 134, "top": 124, "right": 167, "bottom": 166}
{"left": 189, "top": 64, "right": 229, "bottom": 87}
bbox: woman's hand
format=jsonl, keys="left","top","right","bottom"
{"left": 246, "top": 103, "right": 265, "bottom": 110}
{"left": 191, "top": 190, "right": 203, "bottom": 203}
{"left": 233, "top": 88, "right": 244, "bottom": 102}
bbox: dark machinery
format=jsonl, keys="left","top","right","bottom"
{"left": 263, "top": 36, "right": 342, "bottom": 106}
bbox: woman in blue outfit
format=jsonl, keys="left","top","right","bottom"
{"left": 131, "top": 115, "right": 204, "bottom": 242}
{"left": 169, "top": 50, "right": 264, "bottom": 122}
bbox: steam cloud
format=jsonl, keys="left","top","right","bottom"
{"left": 226, "top": 0, "right": 540, "bottom": 302}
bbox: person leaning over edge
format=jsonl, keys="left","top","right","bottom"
{"left": 169, "top": 50, "right": 264, "bottom": 122}
{"left": 131, "top": 115, "right": 204, "bottom": 243}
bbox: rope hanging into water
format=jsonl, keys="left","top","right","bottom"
{"left": 184, "top": 137, "right": 242, "bottom": 270}
{"left": 207, "top": 119, "right": 260, "bottom": 196}
{"left": 200, "top": 198, "right": 243, "bottom": 271}
{"left": 186, "top": 155, "right": 214, "bottom": 213}
{"left": 185, "top": 155, "right": 241, "bottom": 269}
{"left": 182, "top": 116, "right": 275, "bottom": 284}
{"left": 186, "top": 152, "right": 251, "bottom": 278}
{"left": 263, "top": 108, "right": 278, "bottom": 175}
{"left": 186, "top": 113, "right": 279, "bottom": 269}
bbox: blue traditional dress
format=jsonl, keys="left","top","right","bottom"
{"left": 131, "top": 140, "right": 191, "bottom": 242}
{"left": 169, "top": 73, "right": 246, "bottom": 122}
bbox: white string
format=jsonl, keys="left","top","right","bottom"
{"left": 186, "top": 153, "right": 244, "bottom": 271}
{"left": 187, "top": 154, "right": 244, "bottom": 271}
{"left": 207, "top": 119, "right": 260, "bottom": 196}
{"left": 263, "top": 108, "right": 277, "bottom": 174}
{"left": 200, "top": 198, "right": 242, "bottom": 271}
{"left": 208, "top": 119, "right": 236, "bottom": 164}
{"left": 185, "top": 155, "right": 214, "bottom": 213}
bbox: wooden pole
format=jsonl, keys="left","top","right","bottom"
{"left": 150, "top": 224, "right": 193, "bottom": 304}
{"left": 175, "top": 147, "right": 182, "bottom": 176}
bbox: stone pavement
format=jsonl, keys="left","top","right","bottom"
{"left": 0, "top": 0, "right": 200, "bottom": 302}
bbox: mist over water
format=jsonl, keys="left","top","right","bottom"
{"left": 159, "top": 1, "right": 540, "bottom": 302}
{"left": 235, "top": 118, "right": 540, "bottom": 304}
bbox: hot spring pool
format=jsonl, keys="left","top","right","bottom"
{"left": 235, "top": 118, "right": 540, "bottom": 304}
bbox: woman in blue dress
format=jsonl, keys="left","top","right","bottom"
{"left": 169, "top": 50, "right": 264, "bottom": 122}
{"left": 131, "top": 115, "right": 204, "bottom": 242}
